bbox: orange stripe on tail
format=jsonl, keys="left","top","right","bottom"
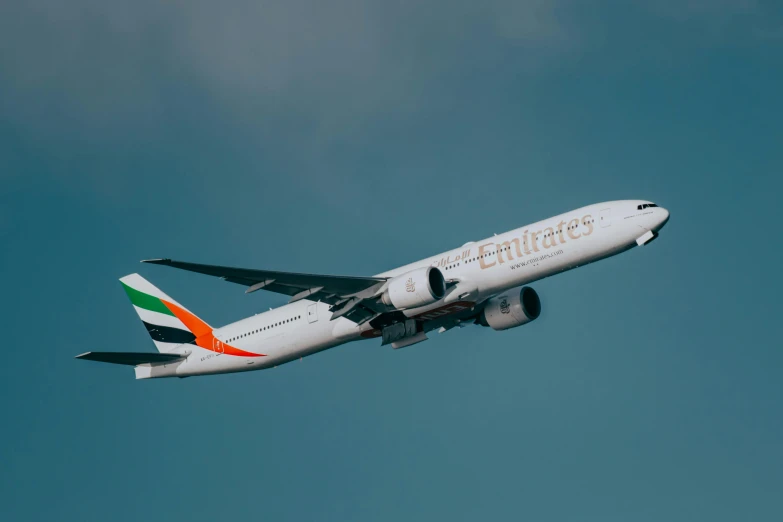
{"left": 162, "top": 300, "right": 266, "bottom": 358}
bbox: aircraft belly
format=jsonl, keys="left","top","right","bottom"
{"left": 253, "top": 313, "right": 361, "bottom": 367}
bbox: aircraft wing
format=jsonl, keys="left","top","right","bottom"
{"left": 142, "top": 258, "right": 388, "bottom": 323}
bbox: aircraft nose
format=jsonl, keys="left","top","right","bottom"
{"left": 655, "top": 207, "right": 670, "bottom": 231}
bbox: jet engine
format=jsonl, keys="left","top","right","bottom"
{"left": 478, "top": 286, "right": 541, "bottom": 331}
{"left": 381, "top": 266, "right": 446, "bottom": 310}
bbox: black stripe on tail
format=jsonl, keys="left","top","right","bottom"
{"left": 141, "top": 321, "right": 196, "bottom": 345}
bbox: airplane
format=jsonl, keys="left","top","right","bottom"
{"left": 77, "top": 200, "right": 670, "bottom": 379}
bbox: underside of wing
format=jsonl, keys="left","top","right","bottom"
{"left": 142, "top": 258, "right": 386, "bottom": 302}
{"left": 142, "top": 258, "right": 390, "bottom": 324}
{"left": 76, "top": 352, "right": 185, "bottom": 366}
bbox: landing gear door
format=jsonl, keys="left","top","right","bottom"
{"left": 600, "top": 208, "right": 612, "bottom": 228}
{"left": 307, "top": 303, "right": 318, "bottom": 323}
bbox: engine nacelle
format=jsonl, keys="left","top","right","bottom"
{"left": 478, "top": 286, "right": 541, "bottom": 331}
{"left": 381, "top": 267, "right": 446, "bottom": 310}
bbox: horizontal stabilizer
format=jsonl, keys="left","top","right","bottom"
{"left": 75, "top": 352, "right": 185, "bottom": 366}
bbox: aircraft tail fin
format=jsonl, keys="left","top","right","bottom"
{"left": 119, "top": 273, "right": 212, "bottom": 353}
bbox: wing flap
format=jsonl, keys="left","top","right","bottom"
{"left": 76, "top": 352, "right": 185, "bottom": 366}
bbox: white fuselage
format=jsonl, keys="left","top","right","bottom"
{"left": 138, "top": 200, "right": 669, "bottom": 378}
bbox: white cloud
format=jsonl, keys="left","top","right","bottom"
{"left": 0, "top": 1, "right": 579, "bottom": 141}
{"left": 0, "top": 0, "right": 777, "bottom": 150}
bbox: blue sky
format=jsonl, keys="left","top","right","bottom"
{"left": 1, "top": 1, "right": 782, "bottom": 520}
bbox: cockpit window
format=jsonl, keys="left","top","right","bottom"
{"left": 637, "top": 203, "right": 658, "bottom": 210}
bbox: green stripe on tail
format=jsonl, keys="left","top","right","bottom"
{"left": 121, "top": 283, "right": 175, "bottom": 316}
